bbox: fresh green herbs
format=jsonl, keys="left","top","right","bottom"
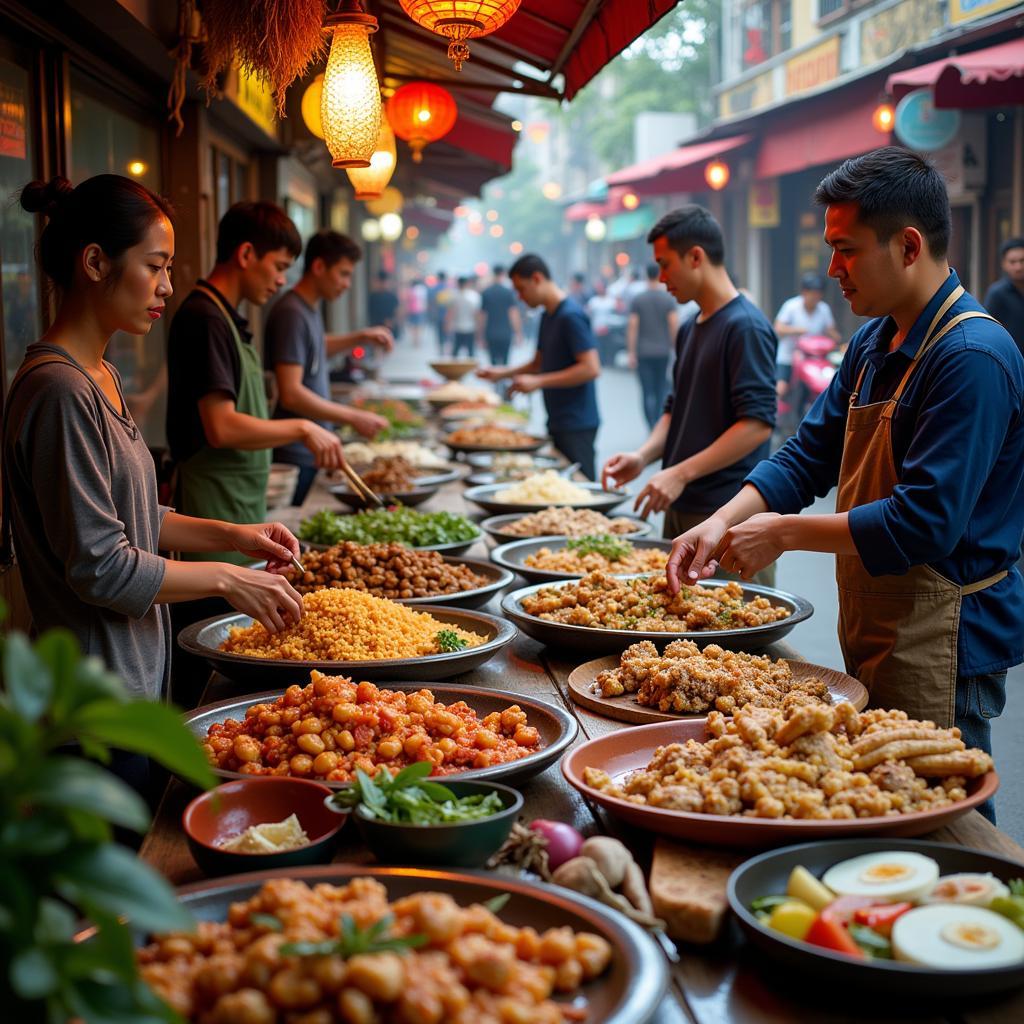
{"left": 250, "top": 912, "right": 284, "bottom": 931}
{"left": 280, "top": 913, "right": 428, "bottom": 958}
{"left": 483, "top": 893, "right": 511, "bottom": 914}
{"left": 566, "top": 533, "right": 633, "bottom": 561}
{"left": 750, "top": 894, "right": 791, "bottom": 922}
{"left": 436, "top": 629, "right": 469, "bottom": 653}
{"left": 848, "top": 923, "right": 893, "bottom": 959}
{"left": 298, "top": 507, "right": 480, "bottom": 547}
{"left": 329, "top": 762, "right": 504, "bottom": 825}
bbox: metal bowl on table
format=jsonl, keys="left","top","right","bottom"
{"left": 479, "top": 511, "right": 652, "bottom": 544}
{"left": 177, "top": 605, "right": 516, "bottom": 685}
{"left": 464, "top": 481, "right": 629, "bottom": 516}
{"left": 328, "top": 482, "right": 441, "bottom": 510}
{"left": 442, "top": 432, "right": 548, "bottom": 455}
{"left": 490, "top": 535, "right": 674, "bottom": 584}
{"left": 501, "top": 576, "right": 813, "bottom": 654}
{"left": 183, "top": 683, "right": 579, "bottom": 789}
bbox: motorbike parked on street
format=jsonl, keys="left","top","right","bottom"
{"left": 778, "top": 334, "right": 844, "bottom": 435}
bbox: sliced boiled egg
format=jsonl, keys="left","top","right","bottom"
{"left": 922, "top": 873, "right": 1010, "bottom": 907}
{"left": 822, "top": 852, "right": 939, "bottom": 903}
{"left": 892, "top": 905, "right": 1024, "bottom": 970}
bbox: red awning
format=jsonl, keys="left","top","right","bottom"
{"left": 605, "top": 136, "right": 752, "bottom": 196}
{"left": 756, "top": 87, "right": 882, "bottom": 179}
{"left": 565, "top": 200, "right": 607, "bottom": 222}
{"left": 886, "top": 39, "right": 1024, "bottom": 109}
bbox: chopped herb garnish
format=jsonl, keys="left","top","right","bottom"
{"left": 436, "top": 629, "right": 470, "bottom": 653}
{"left": 483, "top": 893, "right": 511, "bottom": 914}
{"left": 281, "top": 912, "right": 427, "bottom": 958}
{"left": 250, "top": 913, "right": 283, "bottom": 931}
{"left": 566, "top": 533, "right": 633, "bottom": 561}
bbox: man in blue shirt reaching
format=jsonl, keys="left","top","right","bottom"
{"left": 478, "top": 253, "right": 601, "bottom": 478}
{"left": 666, "top": 147, "right": 1024, "bottom": 778}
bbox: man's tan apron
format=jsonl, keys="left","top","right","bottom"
{"left": 176, "top": 284, "right": 271, "bottom": 565}
{"left": 836, "top": 286, "right": 1005, "bottom": 727}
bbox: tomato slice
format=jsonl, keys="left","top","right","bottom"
{"left": 804, "top": 910, "right": 866, "bottom": 959}
{"left": 851, "top": 902, "right": 912, "bottom": 938}
{"left": 819, "top": 895, "right": 879, "bottom": 924}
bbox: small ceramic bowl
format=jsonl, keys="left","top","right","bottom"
{"left": 183, "top": 777, "right": 346, "bottom": 876}
{"left": 330, "top": 779, "right": 523, "bottom": 868}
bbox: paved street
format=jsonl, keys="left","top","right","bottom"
{"left": 377, "top": 331, "right": 1024, "bottom": 842}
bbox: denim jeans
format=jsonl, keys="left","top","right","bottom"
{"left": 290, "top": 465, "right": 318, "bottom": 506}
{"left": 955, "top": 671, "right": 1006, "bottom": 823}
{"left": 452, "top": 332, "right": 475, "bottom": 357}
{"left": 637, "top": 355, "right": 669, "bottom": 430}
{"left": 549, "top": 428, "right": 597, "bottom": 481}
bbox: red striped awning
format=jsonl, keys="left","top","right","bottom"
{"left": 606, "top": 135, "right": 752, "bottom": 196}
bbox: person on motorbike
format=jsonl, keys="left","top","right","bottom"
{"left": 773, "top": 272, "right": 840, "bottom": 399}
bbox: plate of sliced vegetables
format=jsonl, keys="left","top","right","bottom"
{"left": 729, "top": 838, "right": 1024, "bottom": 996}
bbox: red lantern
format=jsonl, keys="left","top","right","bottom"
{"left": 386, "top": 82, "right": 458, "bottom": 163}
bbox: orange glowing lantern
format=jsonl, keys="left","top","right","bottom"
{"left": 345, "top": 113, "right": 397, "bottom": 199}
{"left": 399, "top": 2, "right": 522, "bottom": 71}
{"left": 386, "top": 82, "right": 458, "bottom": 163}
{"left": 622, "top": 192, "right": 639, "bottom": 210}
{"left": 872, "top": 102, "right": 895, "bottom": 133}
{"left": 705, "top": 159, "right": 730, "bottom": 191}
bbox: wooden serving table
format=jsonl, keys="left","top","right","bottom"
{"left": 142, "top": 472, "right": 1024, "bottom": 1024}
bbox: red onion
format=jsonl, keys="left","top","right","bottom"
{"left": 529, "top": 819, "right": 584, "bottom": 870}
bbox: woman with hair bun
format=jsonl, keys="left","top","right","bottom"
{"left": 3, "top": 174, "right": 304, "bottom": 711}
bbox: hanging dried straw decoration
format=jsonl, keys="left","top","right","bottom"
{"left": 198, "top": 0, "right": 328, "bottom": 118}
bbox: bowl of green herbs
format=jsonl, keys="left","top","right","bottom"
{"left": 326, "top": 762, "right": 522, "bottom": 867}
{"left": 297, "top": 507, "right": 483, "bottom": 556}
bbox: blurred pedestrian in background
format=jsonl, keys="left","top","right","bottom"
{"left": 447, "top": 275, "right": 482, "bottom": 358}
{"left": 984, "top": 237, "right": 1024, "bottom": 356}
{"left": 628, "top": 261, "right": 678, "bottom": 429}
{"left": 479, "top": 264, "right": 521, "bottom": 368}
{"left": 773, "top": 272, "right": 840, "bottom": 399}
{"left": 403, "top": 277, "right": 428, "bottom": 348}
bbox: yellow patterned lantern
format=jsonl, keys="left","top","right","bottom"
{"left": 400, "top": 1, "right": 522, "bottom": 71}
{"left": 365, "top": 186, "right": 404, "bottom": 217}
{"left": 321, "top": 2, "right": 381, "bottom": 169}
{"left": 346, "top": 114, "right": 397, "bottom": 199}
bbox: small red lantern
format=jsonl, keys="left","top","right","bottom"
{"left": 705, "top": 159, "right": 730, "bottom": 191}
{"left": 386, "top": 82, "right": 458, "bottom": 163}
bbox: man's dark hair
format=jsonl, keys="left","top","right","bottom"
{"left": 304, "top": 230, "right": 361, "bottom": 273}
{"left": 814, "top": 146, "right": 951, "bottom": 258}
{"left": 216, "top": 200, "right": 302, "bottom": 264}
{"left": 1000, "top": 236, "right": 1024, "bottom": 257}
{"left": 492, "top": 264, "right": 506, "bottom": 276}
{"left": 376, "top": 268, "right": 391, "bottom": 283}
{"left": 457, "top": 276, "right": 470, "bottom": 287}
{"left": 509, "top": 253, "right": 551, "bottom": 280}
{"left": 572, "top": 271, "right": 585, "bottom": 285}
{"left": 646, "top": 262, "right": 660, "bottom": 280}
{"left": 800, "top": 272, "right": 825, "bottom": 292}
{"left": 647, "top": 205, "right": 725, "bottom": 265}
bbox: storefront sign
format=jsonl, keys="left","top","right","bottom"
{"left": 860, "top": 0, "right": 946, "bottom": 66}
{"left": 894, "top": 88, "right": 961, "bottom": 152}
{"left": 950, "top": 0, "right": 1021, "bottom": 25}
{"left": 719, "top": 71, "right": 774, "bottom": 118}
{"left": 785, "top": 37, "right": 840, "bottom": 98}
{"left": 928, "top": 114, "right": 988, "bottom": 196}
{"left": 233, "top": 65, "right": 277, "bottom": 139}
{"left": 748, "top": 180, "right": 780, "bottom": 228}
{"left": 0, "top": 80, "right": 27, "bottom": 160}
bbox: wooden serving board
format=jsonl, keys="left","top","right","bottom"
{"left": 567, "top": 654, "right": 868, "bottom": 724}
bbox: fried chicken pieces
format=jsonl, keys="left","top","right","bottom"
{"left": 583, "top": 703, "right": 993, "bottom": 820}
{"left": 594, "top": 640, "right": 831, "bottom": 714}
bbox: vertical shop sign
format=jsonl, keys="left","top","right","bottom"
{"left": 0, "top": 79, "right": 27, "bottom": 160}
{"left": 748, "top": 180, "right": 780, "bottom": 228}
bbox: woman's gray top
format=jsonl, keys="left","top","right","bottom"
{"left": 4, "top": 343, "right": 170, "bottom": 699}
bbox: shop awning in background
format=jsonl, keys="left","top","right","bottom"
{"left": 886, "top": 39, "right": 1024, "bottom": 109}
{"left": 565, "top": 200, "right": 608, "bottom": 222}
{"left": 756, "top": 86, "right": 881, "bottom": 179}
{"left": 607, "top": 206, "right": 656, "bottom": 242}
{"left": 605, "top": 135, "right": 752, "bottom": 196}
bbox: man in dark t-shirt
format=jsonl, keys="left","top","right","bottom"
{"left": 368, "top": 270, "right": 401, "bottom": 334}
{"left": 478, "top": 254, "right": 601, "bottom": 478}
{"left": 479, "top": 264, "right": 522, "bottom": 368}
{"left": 602, "top": 205, "right": 777, "bottom": 584}
{"left": 265, "top": 231, "right": 393, "bottom": 504}
{"left": 628, "top": 262, "right": 679, "bottom": 429}
{"left": 984, "top": 237, "right": 1024, "bottom": 357}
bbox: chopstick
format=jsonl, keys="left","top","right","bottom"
{"left": 290, "top": 555, "right": 306, "bottom": 575}
{"left": 341, "top": 461, "right": 385, "bottom": 507}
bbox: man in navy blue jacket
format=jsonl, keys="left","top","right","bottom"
{"left": 666, "top": 148, "right": 1024, "bottom": 786}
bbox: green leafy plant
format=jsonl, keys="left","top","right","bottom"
{"left": 435, "top": 629, "right": 469, "bottom": 653}
{"left": 329, "top": 761, "right": 503, "bottom": 825}
{"left": 0, "top": 622, "right": 216, "bottom": 1023}
{"left": 280, "top": 912, "right": 429, "bottom": 958}
{"left": 566, "top": 533, "right": 634, "bottom": 561}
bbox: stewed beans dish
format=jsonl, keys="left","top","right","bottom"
{"left": 285, "top": 542, "right": 488, "bottom": 598}
{"left": 139, "top": 878, "right": 613, "bottom": 1023}
{"left": 203, "top": 673, "right": 543, "bottom": 780}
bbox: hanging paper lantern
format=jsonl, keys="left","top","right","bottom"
{"left": 386, "top": 82, "right": 457, "bottom": 163}
{"left": 301, "top": 74, "right": 325, "bottom": 139}
{"left": 366, "top": 186, "right": 404, "bottom": 217}
{"left": 379, "top": 213, "right": 404, "bottom": 242}
{"left": 399, "top": 2, "right": 521, "bottom": 71}
{"left": 346, "top": 114, "right": 397, "bottom": 199}
{"left": 321, "top": 2, "right": 381, "bottom": 169}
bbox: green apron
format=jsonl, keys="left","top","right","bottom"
{"left": 177, "top": 284, "right": 271, "bottom": 564}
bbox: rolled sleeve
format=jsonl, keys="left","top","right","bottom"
{"left": 727, "top": 319, "right": 777, "bottom": 426}
{"left": 25, "top": 388, "right": 166, "bottom": 619}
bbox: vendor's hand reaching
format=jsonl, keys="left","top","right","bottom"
{"left": 634, "top": 466, "right": 687, "bottom": 519}
{"left": 347, "top": 409, "right": 389, "bottom": 438}
{"left": 220, "top": 563, "right": 303, "bottom": 633}
{"left": 601, "top": 452, "right": 644, "bottom": 491}
{"left": 666, "top": 515, "right": 729, "bottom": 592}
{"left": 713, "top": 513, "right": 785, "bottom": 580}
{"left": 361, "top": 326, "right": 395, "bottom": 352}
{"left": 228, "top": 522, "right": 301, "bottom": 575}
{"left": 508, "top": 373, "right": 541, "bottom": 395}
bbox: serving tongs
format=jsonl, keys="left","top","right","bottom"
{"left": 341, "top": 461, "right": 385, "bottom": 507}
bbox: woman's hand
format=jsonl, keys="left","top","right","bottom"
{"left": 219, "top": 564, "right": 303, "bottom": 633}
{"left": 229, "top": 522, "right": 301, "bottom": 575}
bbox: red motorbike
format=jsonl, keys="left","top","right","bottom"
{"left": 779, "top": 334, "right": 843, "bottom": 432}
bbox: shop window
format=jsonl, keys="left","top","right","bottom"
{"left": 69, "top": 69, "right": 166, "bottom": 445}
{"left": 211, "top": 144, "right": 250, "bottom": 226}
{"left": 0, "top": 52, "right": 41, "bottom": 391}
{"left": 741, "top": 0, "right": 793, "bottom": 72}
{"left": 816, "top": 0, "right": 850, "bottom": 25}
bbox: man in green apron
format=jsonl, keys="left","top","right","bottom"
{"left": 664, "top": 149, "right": 1024, "bottom": 795}
{"left": 167, "top": 201, "right": 346, "bottom": 564}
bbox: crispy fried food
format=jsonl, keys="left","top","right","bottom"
{"left": 583, "top": 703, "right": 990, "bottom": 820}
{"left": 594, "top": 640, "right": 831, "bottom": 715}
